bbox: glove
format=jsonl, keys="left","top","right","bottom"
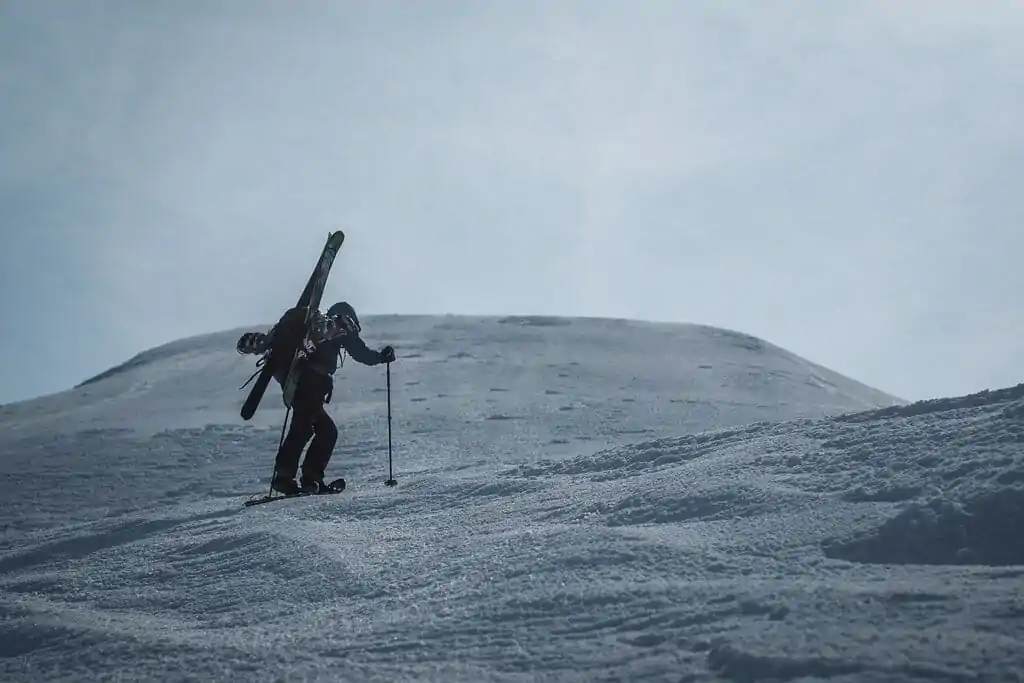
{"left": 379, "top": 345, "right": 395, "bottom": 363}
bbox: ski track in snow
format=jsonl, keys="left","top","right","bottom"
{"left": 0, "top": 315, "right": 1021, "bottom": 682}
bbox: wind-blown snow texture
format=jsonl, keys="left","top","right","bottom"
{"left": 1, "top": 315, "right": 1021, "bottom": 682}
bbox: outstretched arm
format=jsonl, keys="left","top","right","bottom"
{"left": 341, "top": 333, "right": 387, "bottom": 366}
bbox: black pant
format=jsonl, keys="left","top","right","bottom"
{"left": 274, "top": 372, "right": 337, "bottom": 482}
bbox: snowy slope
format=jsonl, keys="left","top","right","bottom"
{"left": 0, "top": 315, "right": 900, "bottom": 441}
{"left": 2, "top": 316, "right": 1021, "bottom": 682}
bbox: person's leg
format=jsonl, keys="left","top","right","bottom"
{"left": 272, "top": 374, "right": 323, "bottom": 490}
{"left": 300, "top": 405, "right": 338, "bottom": 488}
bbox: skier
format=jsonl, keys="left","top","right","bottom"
{"left": 236, "top": 301, "right": 395, "bottom": 495}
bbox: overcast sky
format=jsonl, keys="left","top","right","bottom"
{"left": 1, "top": 0, "right": 1022, "bottom": 405}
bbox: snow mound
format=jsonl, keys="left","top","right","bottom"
{"left": 817, "top": 383, "right": 1024, "bottom": 567}
{"left": 512, "top": 382, "right": 1024, "bottom": 568}
{"left": 76, "top": 331, "right": 233, "bottom": 387}
{"left": 833, "top": 381, "right": 1024, "bottom": 423}
{"left": 824, "top": 487, "right": 1024, "bottom": 567}
{"left": 706, "top": 628, "right": 1009, "bottom": 682}
{"left": 1, "top": 315, "right": 902, "bottom": 446}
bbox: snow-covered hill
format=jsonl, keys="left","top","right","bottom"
{"left": 2, "top": 315, "right": 1021, "bottom": 682}
{"left": 0, "top": 315, "right": 900, "bottom": 441}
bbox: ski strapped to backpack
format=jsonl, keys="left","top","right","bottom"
{"left": 239, "top": 230, "right": 346, "bottom": 420}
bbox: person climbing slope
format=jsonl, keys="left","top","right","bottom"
{"left": 236, "top": 301, "right": 395, "bottom": 494}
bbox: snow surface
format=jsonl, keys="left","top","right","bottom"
{"left": 1, "top": 315, "right": 1021, "bottom": 682}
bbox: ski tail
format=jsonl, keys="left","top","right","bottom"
{"left": 240, "top": 366, "right": 275, "bottom": 420}
{"left": 240, "top": 230, "right": 346, "bottom": 420}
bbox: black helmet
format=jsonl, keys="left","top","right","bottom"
{"left": 327, "top": 301, "right": 360, "bottom": 333}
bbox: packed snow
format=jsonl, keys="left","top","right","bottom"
{"left": 1, "top": 315, "right": 1021, "bottom": 682}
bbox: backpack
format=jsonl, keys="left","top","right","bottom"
{"left": 237, "top": 306, "right": 313, "bottom": 388}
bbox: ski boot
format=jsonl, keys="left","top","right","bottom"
{"left": 300, "top": 473, "right": 345, "bottom": 494}
{"left": 272, "top": 475, "right": 301, "bottom": 495}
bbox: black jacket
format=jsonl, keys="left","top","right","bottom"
{"left": 304, "top": 327, "right": 383, "bottom": 376}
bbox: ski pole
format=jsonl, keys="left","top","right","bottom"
{"left": 384, "top": 361, "right": 397, "bottom": 487}
{"left": 268, "top": 406, "right": 292, "bottom": 497}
